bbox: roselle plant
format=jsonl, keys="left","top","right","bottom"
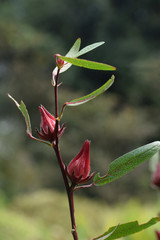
{"left": 8, "top": 38, "right": 160, "bottom": 240}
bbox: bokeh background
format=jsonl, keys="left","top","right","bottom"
{"left": 0, "top": 0, "right": 160, "bottom": 239}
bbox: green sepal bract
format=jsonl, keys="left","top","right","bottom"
{"left": 91, "top": 217, "right": 160, "bottom": 240}
{"left": 94, "top": 141, "right": 160, "bottom": 186}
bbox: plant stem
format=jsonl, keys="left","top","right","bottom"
{"left": 69, "top": 188, "right": 79, "bottom": 240}
{"left": 53, "top": 69, "right": 78, "bottom": 240}
{"left": 54, "top": 145, "right": 78, "bottom": 240}
{"left": 54, "top": 69, "right": 60, "bottom": 118}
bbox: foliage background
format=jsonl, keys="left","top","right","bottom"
{"left": 0, "top": 0, "right": 160, "bottom": 239}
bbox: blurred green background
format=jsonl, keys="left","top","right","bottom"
{"left": 0, "top": 0, "right": 160, "bottom": 239}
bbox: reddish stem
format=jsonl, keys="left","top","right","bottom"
{"left": 54, "top": 69, "right": 60, "bottom": 118}
{"left": 53, "top": 69, "right": 78, "bottom": 240}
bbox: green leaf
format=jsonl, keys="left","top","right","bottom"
{"left": 91, "top": 217, "right": 160, "bottom": 240}
{"left": 94, "top": 141, "right": 160, "bottom": 186}
{"left": 59, "top": 76, "right": 114, "bottom": 119}
{"left": 90, "top": 226, "right": 118, "bottom": 240}
{"left": 52, "top": 39, "right": 114, "bottom": 83}
{"left": 8, "top": 94, "right": 32, "bottom": 136}
{"left": 75, "top": 41, "right": 105, "bottom": 57}
{"left": 64, "top": 40, "right": 105, "bottom": 72}
{"left": 66, "top": 38, "right": 81, "bottom": 57}
{"left": 66, "top": 75, "right": 114, "bottom": 106}
{"left": 59, "top": 56, "right": 116, "bottom": 71}
{"left": 8, "top": 94, "right": 50, "bottom": 146}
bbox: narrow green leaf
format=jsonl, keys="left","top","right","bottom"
{"left": 94, "top": 141, "right": 160, "bottom": 186}
{"left": 66, "top": 75, "right": 114, "bottom": 106}
{"left": 57, "top": 40, "right": 105, "bottom": 73}
{"left": 59, "top": 56, "right": 116, "bottom": 71}
{"left": 8, "top": 94, "right": 50, "bottom": 146}
{"left": 92, "top": 217, "right": 160, "bottom": 240}
{"left": 75, "top": 41, "right": 105, "bottom": 57}
{"left": 90, "top": 226, "right": 118, "bottom": 240}
{"left": 58, "top": 76, "right": 114, "bottom": 120}
{"left": 8, "top": 94, "right": 32, "bottom": 136}
{"left": 66, "top": 38, "right": 81, "bottom": 57}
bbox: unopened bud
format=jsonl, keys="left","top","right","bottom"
{"left": 67, "top": 140, "right": 94, "bottom": 185}
{"left": 36, "top": 105, "right": 65, "bottom": 143}
{"left": 55, "top": 54, "right": 64, "bottom": 69}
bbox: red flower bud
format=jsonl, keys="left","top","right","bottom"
{"left": 155, "top": 230, "right": 160, "bottom": 240}
{"left": 55, "top": 54, "right": 64, "bottom": 69}
{"left": 67, "top": 140, "right": 94, "bottom": 185}
{"left": 36, "top": 105, "right": 65, "bottom": 143}
{"left": 151, "top": 163, "right": 160, "bottom": 189}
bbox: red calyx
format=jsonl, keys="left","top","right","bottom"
{"left": 67, "top": 140, "right": 94, "bottom": 185}
{"left": 36, "top": 105, "right": 65, "bottom": 143}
